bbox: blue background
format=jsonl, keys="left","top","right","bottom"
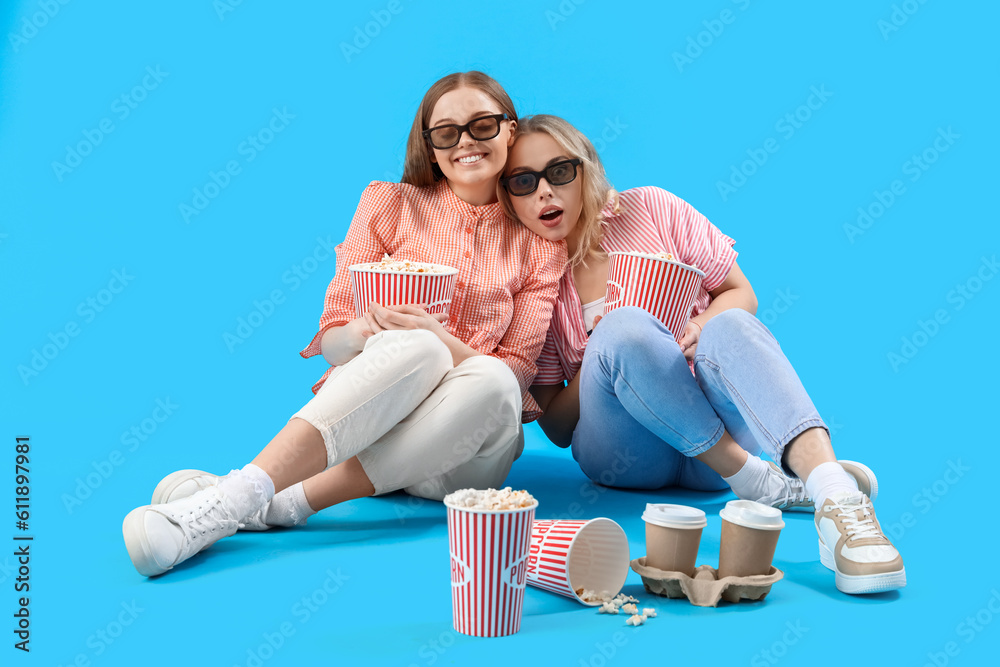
{"left": 2, "top": 1, "right": 998, "bottom": 665}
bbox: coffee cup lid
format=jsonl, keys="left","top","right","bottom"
{"left": 642, "top": 503, "right": 707, "bottom": 529}
{"left": 719, "top": 500, "right": 785, "bottom": 530}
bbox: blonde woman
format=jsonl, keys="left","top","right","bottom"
{"left": 498, "top": 114, "right": 904, "bottom": 595}
{"left": 121, "top": 73, "right": 566, "bottom": 576}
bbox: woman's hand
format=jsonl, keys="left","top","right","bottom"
{"left": 367, "top": 303, "right": 448, "bottom": 335}
{"left": 678, "top": 320, "right": 702, "bottom": 361}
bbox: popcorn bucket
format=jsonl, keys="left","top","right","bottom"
{"left": 445, "top": 500, "right": 538, "bottom": 637}
{"left": 604, "top": 252, "right": 706, "bottom": 342}
{"left": 526, "top": 519, "right": 630, "bottom": 606}
{"left": 348, "top": 263, "right": 458, "bottom": 318}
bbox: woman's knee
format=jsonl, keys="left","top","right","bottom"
{"left": 452, "top": 355, "right": 522, "bottom": 425}
{"left": 365, "top": 329, "right": 451, "bottom": 379}
{"left": 700, "top": 308, "right": 755, "bottom": 339}
{"left": 589, "top": 306, "right": 682, "bottom": 360}
{"left": 697, "top": 308, "right": 764, "bottom": 359}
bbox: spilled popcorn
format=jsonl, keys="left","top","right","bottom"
{"left": 576, "top": 588, "right": 615, "bottom": 604}
{"left": 587, "top": 592, "right": 657, "bottom": 627}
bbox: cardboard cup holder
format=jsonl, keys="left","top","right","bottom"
{"left": 630, "top": 557, "right": 783, "bottom": 608}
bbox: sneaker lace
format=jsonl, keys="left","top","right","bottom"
{"left": 834, "top": 496, "right": 884, "bottom": 542}
{"left": 181, "top": 488, "right": 232, "bottom": 544}
{"left": 773, "top": 476, "right": 812, "bottom": 510}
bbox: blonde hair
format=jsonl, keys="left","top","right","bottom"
{"left": 498, "top": 114, "right": 619, "bottom": 267}
{"left": 401, "top": 71, "right": 518, "bottom": 186}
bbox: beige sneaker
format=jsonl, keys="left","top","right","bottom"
{"left": 815, "top": 491, "right": 905, "bottom": 594}
{"left": 838, "top": 460, "right": 878, "bottom": 501}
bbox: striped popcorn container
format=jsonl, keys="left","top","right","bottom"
{"left": 445, "top": 499, "right": 538, "bottom": 637}
{"left": 348, "top": 263, "right": 458, "bottom": 318}
{"left": 526, "top": 519, "right": 630, "bottom": 605}
{"left": 604, "top": 252, "right": 706, "bottom": 342}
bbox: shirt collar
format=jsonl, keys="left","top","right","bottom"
{"left": 436, "top": 179, "right": 506, "bottom": 222}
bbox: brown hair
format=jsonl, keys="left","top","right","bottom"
{"left": 401, "top": 71, "right": 518, "bottom": 186}
{"left": 498, "top": 114, "right": 620, "bottom": 267}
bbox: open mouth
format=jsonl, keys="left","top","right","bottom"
{"left": 455, "top": 153, "right": 486, "bottom": 164}
{"left": 539, "top": 206, "right": 563, "bottom": 221}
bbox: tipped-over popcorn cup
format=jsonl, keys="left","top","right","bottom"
{"left": 348, "top": 257, "right": 458, "bottom": 318}
{"left": 604, "top": 251, "right": 705, "bottom": 342}
{"left": 526, "top": 518, "right": 630, "bottom": 605}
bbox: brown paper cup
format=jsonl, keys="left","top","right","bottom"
{"left": 717, "top": 500, "right": 784, "bottom": 579}
{"left": 642, "top": 504, "right": 707, "bottom": 577}
{"left": 645, "top": 524, "right": 703, "bottom": 577}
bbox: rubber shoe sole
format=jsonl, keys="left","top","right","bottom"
{"left": 818, "top": 539, "right": 906, "bottom": 594}
{"left": 122, "top": 507, "right": 171, "bottom": 577}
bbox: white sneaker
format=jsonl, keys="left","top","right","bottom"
{"left": 756, "top": 462, "right": 813, "bottom": 510}
{"left": 759, "top": 460, "right": 879, "bottom": 512}
{"left": 151, "top": 469, "right": 218, "bottom": 504}
{"left": 151, "top": 469, "right": 271, "bottom": 531}
{"left": 122, "top": 487, "right": 239, "bottom": 577}
{"left": 815, "top": 491, "right": 905, "bottom": 594}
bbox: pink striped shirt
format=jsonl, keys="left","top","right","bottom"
{"left": 534, "top": 186, "right": 737, "bottom": 386}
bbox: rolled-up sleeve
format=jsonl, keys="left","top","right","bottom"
{"left": 488, "top": 235, "right": 568, "bottom": 422}
{"left": 641, "top": 186, "right": 737, "bottom": 293}
{"left": 300, "top": 181, "right": 401, "bottom": 364}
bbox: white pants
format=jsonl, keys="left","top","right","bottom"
{"left": 290, "top": 329, "right": 524, "bottom": 501}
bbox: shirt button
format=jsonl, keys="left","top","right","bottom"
{"left": 456, "top": 281, "right": 465, "bottom": 289}
{"left": 464, "top": 251, "right": 472, "bottom": 258}
{"left": 465, "top": 227, "right": 473, "bottom": 234}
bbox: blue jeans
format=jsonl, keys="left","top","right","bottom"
{"left": 571, "top": 307, "right": 827, "bottom": 490}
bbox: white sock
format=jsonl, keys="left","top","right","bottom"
{"left": 217, "top": 463, "right": 275, "bottom": 521}
{"left": 264, "top": 482, "right": 316, "bottom": 527}
{"left": 805, "top": 461, "right": 858, "bottom": 506}
{"left": 722, "top": 453, "right": 771, "bottom": 500}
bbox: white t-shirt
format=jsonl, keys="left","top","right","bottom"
{"left": 581, "top": 296, "right": 606, "bottom": 334}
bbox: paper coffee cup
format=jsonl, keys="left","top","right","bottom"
{"left": 717, "top": 500, "right": 785, "bottom": 579}
{"left": 526, "top": 519, "right": 630, "bottom": 605}
{"left": 445, "top": 499, "right": 537, "bottom": 637}
{"left": 348, "top": 262, "right": 458, "bottom": 318}
{"left": 642, "top": 504, "right": 707, "bottom": 576}
{"left": 604, "top": 252, "right": 705, "bottom": 342}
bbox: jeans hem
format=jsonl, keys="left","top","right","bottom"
{"left": 776, "top": 418, "right": 829, "bottom": 476}
{"left": 679, "top": 419, "right": 726, "bottom": 457}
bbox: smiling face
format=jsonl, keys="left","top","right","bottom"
{"left": 427, "top": 86, "right": 516, "bottom": 206}
{"left": 504, "top": 132, "right": 584, "bottom": 245}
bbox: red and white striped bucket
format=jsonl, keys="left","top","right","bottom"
{"left": 445, "top": 500, "right": 537, "bottom": 637}
{"left": 526, "top": 519, "right": 630, "bottom": 605}
{"left": 604, "top": 252, "right": 706, "bottom": 342}
{"left": 348, "top": 263, "right": 458, "bottom": 318}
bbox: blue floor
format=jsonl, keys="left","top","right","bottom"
{"left": 3, "top": 1, "right": 998, "bottom": 664}
{"left": 25, "top": 422, "right": 990, "bottom": 667}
